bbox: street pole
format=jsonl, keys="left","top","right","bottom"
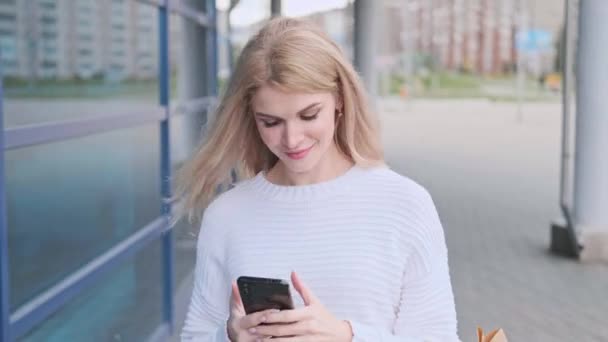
{"left": 354, "top": 0, "right": 379, "bottom": 100}
{"left": 574, "top": 0, "right": 608, "bottom": 262}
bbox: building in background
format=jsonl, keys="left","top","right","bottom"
{"left": 395, "top": 0, "right": 563, "bottom": 76}
{"left": 0, "top": 0, "right": 158, "bottom": 81}
{"left": 226, "top": 0, "right": 562, "bottom": 80}
{"left": 0, "top": 0, "right": 18, "bottom": 76}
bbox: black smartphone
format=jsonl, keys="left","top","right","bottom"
{"left": 237, "top": 276, "right": 295, "bottom": 314}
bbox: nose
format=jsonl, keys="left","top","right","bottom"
{"left": 282, "top": 121, "right": 303, "bottom": 150}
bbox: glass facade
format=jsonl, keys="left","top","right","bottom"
{"left": 0, "top": 1, "right": 217, "bottom": 341}
{"left": 18, "top": 239, "right": 163, "bottom": 342}
{"left": 6, "top": 123, "right": 161, "bottom": 310}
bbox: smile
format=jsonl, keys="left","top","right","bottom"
{"left": 285, "top": 145, "right": 314, "bottom": 160}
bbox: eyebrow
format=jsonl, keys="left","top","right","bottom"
{"left": 255, "top": 102, "right": 321, "bottom": 119}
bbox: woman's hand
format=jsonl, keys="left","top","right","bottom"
{"left": 227, "top": 281, "right": 278, "bottom": 342}
{"left": 252, "top": 272, "right": 353, "bottom": 342}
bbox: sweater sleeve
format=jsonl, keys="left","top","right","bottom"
{"left": 348, "top": 189, "right": 460, "bottom": 342}
{"left": 181, "top": 206, "right": 231, "bottom": 342}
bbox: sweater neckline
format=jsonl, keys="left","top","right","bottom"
{"left": 248, "top": 165, "right": 364, "bottom": 200}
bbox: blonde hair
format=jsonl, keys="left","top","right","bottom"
{"left": 172, "top": 17, "right": 383, "bottom": 224}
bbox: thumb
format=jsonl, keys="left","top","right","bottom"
{"left": 230, "top": 281, "right": 244, "bottom": 313}
{"left": 291, "top": 271, "right": 318, "bottom": 306}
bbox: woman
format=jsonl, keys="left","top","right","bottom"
{"left": 176, "top": 17, "right": 459, "bottom": 342}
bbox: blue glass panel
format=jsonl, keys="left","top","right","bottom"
{"left": 18, "top": 239, "right": 163, "bottom": 342}
{"left": 6, "top": 123, "right": 161, "bottom": 311}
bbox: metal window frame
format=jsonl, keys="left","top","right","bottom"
{"left": 158, "top": 1, "right": 174, "bottom": 335}
{"left": 1, "top": 58, "right": 11, "bottom": 342}
{"left": 5, "top": 108, "right": 167, "bottom": 150}
{"left": 206, "top": 0, "right": 218, "bottom": 97}
{"left": 0, "top": 0, "right": 218, "bottom": 340}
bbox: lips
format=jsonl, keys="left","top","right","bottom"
{"left": 285, "top": 145, "right": 314, "bottom": 160}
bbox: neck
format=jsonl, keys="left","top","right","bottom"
{"left": 268, "top": 146, "right": 354, "bottom": 186}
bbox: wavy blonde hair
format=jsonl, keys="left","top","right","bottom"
{"left": 172, "top": 17, "right": 383, "bottom": 224}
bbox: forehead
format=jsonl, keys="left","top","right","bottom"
{"left": 251, "top": 85, "right": 333, "bottom": 118}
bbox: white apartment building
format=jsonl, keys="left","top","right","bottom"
{"left": 0, "top": 0, "right": 158, "bottom": 81}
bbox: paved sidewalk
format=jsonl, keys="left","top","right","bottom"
{"left": 380, "top": 98, "right": 608, "bottom": 341}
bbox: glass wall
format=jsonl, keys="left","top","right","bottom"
{"left": 6, "top": 123, "right": 161, "bottom": 311}
{"left": 18, "top": 240, "right": 163, "bottom": 342}
{"left": 0, "top": 0, "right": 218, "bottom": 341}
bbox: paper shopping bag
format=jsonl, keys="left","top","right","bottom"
{"left": 477, "top": 327, "right": 508, "bottom": 342}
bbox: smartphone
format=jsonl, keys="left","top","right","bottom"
{"left": 237, "top": 276, "right": 295, "bottom": 314}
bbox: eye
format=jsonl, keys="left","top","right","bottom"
{"left": 262, "top": 120, "right": 280, "bottom": 128}
{"left": 301, "top": 110, "right": 320, "bottom": 121}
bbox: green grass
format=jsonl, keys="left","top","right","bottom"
{"left": 387, "top": 72, "right": 559, "bottom": 102}
{"left": 3, "top": 75, "right": 179, "bottom": 100}
{"left": 5, "top": 72, "right": 558, "bottom": 102}
{"left": 433, "top": 73, "right": 481, "bottom": 89}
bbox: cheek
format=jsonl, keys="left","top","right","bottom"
{"left": 312, "top": 115, "right": 336, "bottom": 143}
{"left": 256, "top": 124, "right": 282, "bottom": 148}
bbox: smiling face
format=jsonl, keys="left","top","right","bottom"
{"left": 251, "top": 84, "right": 341, "bottom": 176}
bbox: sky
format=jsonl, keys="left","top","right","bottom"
{"left": 217, "top": 0, "right": 350, "bottom": 27}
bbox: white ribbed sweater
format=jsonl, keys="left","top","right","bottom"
{"left": 181, "top": 165, "right": 459, "bottom": 342}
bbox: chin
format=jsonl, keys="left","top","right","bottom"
{"left": 279, "top": 154, "right": 322, "bottom": 174}
{"left": 281, "top": 160, "right": 317, "bottom": 174}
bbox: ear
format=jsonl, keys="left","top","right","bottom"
{"left": 333, "top": 92, "right": 343, "bottom": 114}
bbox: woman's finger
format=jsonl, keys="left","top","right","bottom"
{"left": 291, "top": 271, "right": 318, "bottom": 306}
{"left": 264, "top": 306, "right": 312, "bottom": 324}
{"left": 239, "top": 308, "right": 279, "bottom": 329}
{"left": 255, "top": 319, "right": 318, "bottom": 337}
{"left": 262, "top": 336, "right": 312, "bottom": 342}
{"left": 230, "top": 281, "right": 244, "bottom": 314}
